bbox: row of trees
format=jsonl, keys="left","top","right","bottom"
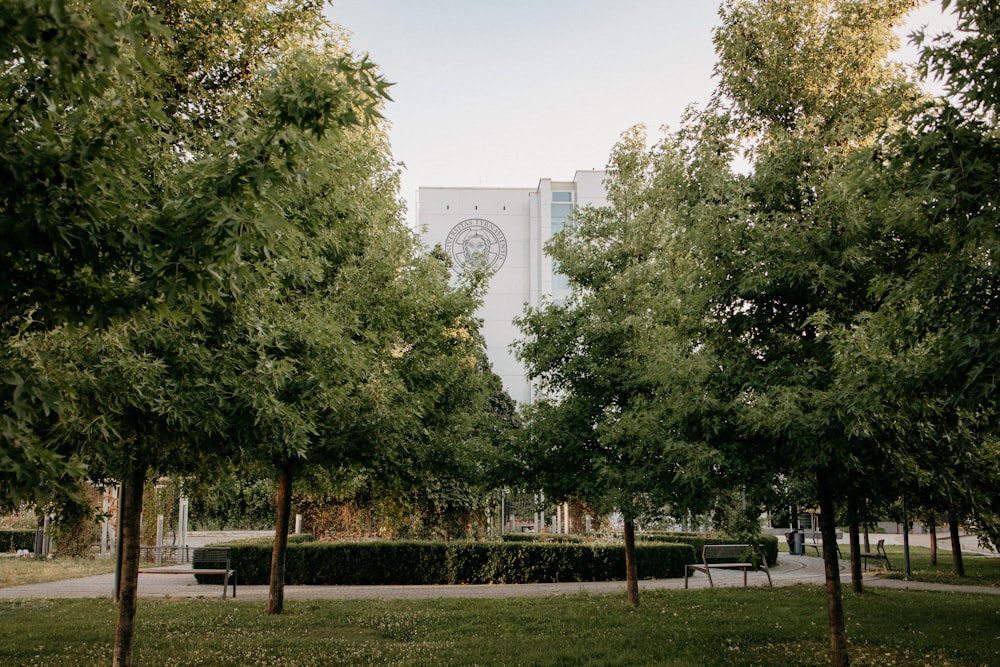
{"left": 2, "top": 1, "right": 512, "bottom": 665}
{"left": 514, "top": 1, "right": 999, "bottom": 665}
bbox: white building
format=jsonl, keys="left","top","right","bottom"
{"left": 418, "top": 171, "right": 608, "bottom": 405}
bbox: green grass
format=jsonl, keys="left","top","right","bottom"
{"left": 778, "top": 541, "right": 1000, "bottom": 587}
{"left": 0, "top": 556, "right": 115, "bottom": 588}
{"left": 876, "top": 545, "right": 1000, "bottom": 586}
{"left": 0, "top": 587, "right": 998, "bottom": 666}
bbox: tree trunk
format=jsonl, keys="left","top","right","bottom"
{"left": 113, "top": 462, "right": 147, "bottom": 667}
{"left": 949, "top": 515, "right": 965, "bottom": 577}
{"left": 848, "top": 517, "right": 862, "bottom": 594}
{"left": 623, "top": 517, "right": 639, "bottom": 607}
{"left": 818, "top": 473, "right": 850, "bottom": 667}
{"left": 267, "top": 464, "right": 294, "bottom": 615}
{"left": 928, "top": 515, "right": 937, "bottom": 566}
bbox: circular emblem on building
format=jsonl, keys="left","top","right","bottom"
{"left": 445, "top": 218, "right": 508, "bottom": 272}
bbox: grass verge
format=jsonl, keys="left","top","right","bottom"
{"left": 0, "top": 557, "right": 116, "bottom": 588}
{"left": 779, "top": 542, "right": 1000, "bottom": 587}
{"left": 875, "top": 545, "right": 1000, "bottom": 587}
{"left": 0, "top": 586, "right": 997, "bottom": 666}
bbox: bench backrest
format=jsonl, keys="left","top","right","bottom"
{"left": 194, "top": 547, "right": 231, "bottom": 569}
{"left": 702, "top": 544, "right": 753, "bottom": 564}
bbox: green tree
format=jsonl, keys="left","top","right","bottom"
{"left": 830, "top": 0, "right": 1000, "bottom": 559}
{"left": 0, "top": 0, "right": 388, "bottom": 511}
{"left": 3, "top": 1, "right": 391, "bottom": 664}
{"left": 680, "top": 1, "right": 924, "bottom": 664}
{"left": 514, "top": 127, "right": 720, "bottom": 607}
{"left": 201, "top": 117, "right": 501, "bottom": 613}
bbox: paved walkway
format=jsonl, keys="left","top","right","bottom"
{"left": 3, "top": 547, "right": 998, "bottom": 601}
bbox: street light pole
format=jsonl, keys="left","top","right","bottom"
{"left": 902, "top": 495, "right": 911, "bottom": 580}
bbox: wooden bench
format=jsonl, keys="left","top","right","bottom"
{"left": 684, "top": 544, "right": 772, "bottom": 589}
{"left": 138, "top": 546, "right": 237, "bottom": 598}
{"left": 859, "top": 539, "right": 892, "bottom": 571}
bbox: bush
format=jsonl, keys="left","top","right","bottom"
{"left": 49, "top": 511, "right": 100, "bottom": 558}
{"left": 193, "top": 534, "right": 316, "bottom": 584}
{"left": 504, "top": 531, "right": 780, "bottom": 569}
{"left": 207, "top": 539, "right": 696, "bottom": 586}
{"left": 500, "top": 533, "right": 588, "bottom": 543}
{"left": 0, "top": 530, "right": 35, "bottom": 552}
{"left": 630, "top": 532, "right": 779, "bottom": 568}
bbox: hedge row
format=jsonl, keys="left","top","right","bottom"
{"left": 505, "top": 531, "right": 779, "bottom": 569}
{"left": 641, "top": 533, "right": 779, "bottom": 569}
{"left": 0, "top": 530, "right": 35, "bottom": 552}
{"left": 198, "top": 540, "right": 696, "bottom": 586}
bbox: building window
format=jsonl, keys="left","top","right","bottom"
{"left": 551, "top": 203, "right": 573, "bottom": 235}
{"left": 552, "top": 261, "right": 570, "bottom": 292}
{"left": 550, "top": 192, "right": 576, "bottom": 292}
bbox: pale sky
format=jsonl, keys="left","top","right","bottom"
{"left": 325, "top": 1, "right": 954, "bottom": 226}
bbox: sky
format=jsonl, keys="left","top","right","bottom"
{"left": 325, "top": 1, "right": 955, "bottom": 226}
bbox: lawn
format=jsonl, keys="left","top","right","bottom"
{"left": 778, "top": 540, "right": 1000, "bottom": 586}
{"left": 0, "top": 556, "right": 115, "bottom": 588}
{"left": 876, "top": 544, "right": 1000, "bottom": 586}
{"left": 1, "top": 586, "right": 998, "bottom": 666}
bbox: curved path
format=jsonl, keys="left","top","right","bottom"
{"left": 2, "top": 551, "right": 997, "bottom": 600}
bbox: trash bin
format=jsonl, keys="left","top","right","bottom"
{"left": 785, "top": 530, "right": 804, "bottom": 555}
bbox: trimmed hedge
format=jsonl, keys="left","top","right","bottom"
{"left": 203, "top": 539, "right": 696, "bottom": 586}
{"left": 506, "top": 531, "right": 780, "bottom": 569}
{"left": 0, "top": 530, "right": 35, "bottom": 552}
{"left": 640, "top": 533, "right": 779, "bottom": 569}
{"left": 500, "top": 533, "right": 587, "bottom": 544}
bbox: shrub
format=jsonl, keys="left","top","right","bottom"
{"left": 503, "top": 531, "right": 780, "bottom": 569}
{"left": 193, "top": 534, "right": 316, "bottom": 584}
{"left": 500, "top": 533, "right": 588, "bottom": 544}
{"left": 207, "top": 539, "right": 696, "bottom": 586}
{"left": 628, "top": 532, "right": 779, "bottom": 567}
{"left": 0, "top": 530, "right": 36, "bottom": 552}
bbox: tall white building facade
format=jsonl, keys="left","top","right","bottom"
{"left": 418, "top": 171, "right": 608, "bottom": 405}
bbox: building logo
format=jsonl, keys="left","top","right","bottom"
{"left": 445, "top": 218, "right": 507, "bottom": 272}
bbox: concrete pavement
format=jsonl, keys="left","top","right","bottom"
{"left": 0, "top": 551, "right": 823, "bottom": 600}
{"left": 3, "top": 550, "right": 997, "bottom": 601}
{"left": 2, "top": 529, "right": 997, "bottom": 600}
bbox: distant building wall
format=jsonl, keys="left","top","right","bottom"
{"left": 418, "top": 171, "right": 608, "bottom": 404}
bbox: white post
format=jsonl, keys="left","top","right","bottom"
{"left": 101, "top": 494, "right": 110, "bottom": 557}
{"left": 156, "top": 514, "right": 164, "bottom": 564}
{"left": 178, "top": 495, "right": 189, "bottom": 555}
{"left": 41, "top": 515, "right": 52, "bottom": 558}
{"left": 295, "top": 513, "right": 302, "bottom": 534}
{"left": 533, "top": 493, "right": 540, "bottom": 533}
{"left": 539, "top": 491, "right": 546, "bottom": 534}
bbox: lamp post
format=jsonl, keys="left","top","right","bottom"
{"left": 902, "top": 495, "right": 911, "bottom": 580}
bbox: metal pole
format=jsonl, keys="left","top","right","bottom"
{"left": 539, "top": 490, "right": 545, "bottom": 534}
{"left": 902, "top": 495, "right": 911, "bottom": 580}
{"left": 156, "top": 514, "right": 164, "bottom": 564}
{"left": 41, "top": 515, "right": 51, "bottom": 558}
{"left": 178, "top": 495, "right": 188, "bottom": 553}
{"left": 113, "top": 484, "right": 123, "bottom": 602}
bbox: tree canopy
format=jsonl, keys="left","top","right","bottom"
{"left": 0, "top": 0, "right": 389, "bottom": 511}
{"left": 515, "top": 2, "right": 1000, "bottom": 664}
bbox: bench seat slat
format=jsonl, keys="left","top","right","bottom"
{"left": 684, "top": 544, "right": 772, "bottom": 589}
